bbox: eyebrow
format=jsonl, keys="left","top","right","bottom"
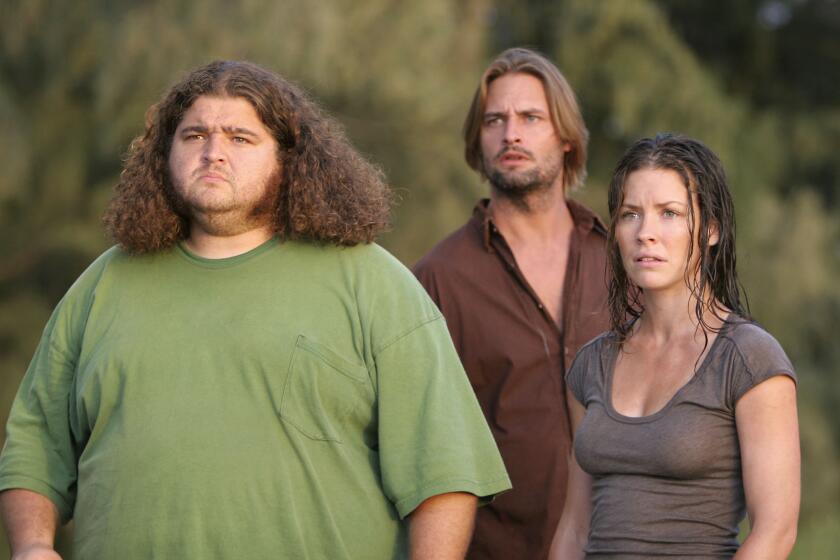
{"left": 483, "top": 108, "right": 548, "bottom": 119}
{"left": 620, "top": 201, "right": 688, "bottom": 210}
{"left": 178, "top": 125, "right": 260, "bottom": 137}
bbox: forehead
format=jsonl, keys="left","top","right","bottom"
{"left": 623, "top": 167, "right": 689, "bottom": 202}
{"left": 485, "top": 72, "right": 549, "bottom": 111}
{"left": 177, "top": 95, "right": 267, "bottom": 130}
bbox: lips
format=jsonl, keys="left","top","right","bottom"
{"left": 195, "top": 168, "right": 230, "bottom": 183}
{"left": 496, "top": 148, "right": 533, "bottom": 164}
{"left": 634, "top": 255, "right": 666, "bottom": 268}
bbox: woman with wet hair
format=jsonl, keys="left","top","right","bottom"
{"left": 550, "top": 133, "right": 800, "bottom": 559}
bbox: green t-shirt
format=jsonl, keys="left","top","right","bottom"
{"left": 0, "top": 238, "right": 510, "bottom": 559}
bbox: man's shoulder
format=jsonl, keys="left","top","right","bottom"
{"left": 567, "top": 198, "right": 608, "bottom": 239}
{"left": 282, "top": 239, "right": 394, "bottom": 265}
{"left": 91, "top": 244, "right": 132, "bottom": 267}
{"left": 67, "top": 245, "right": 131, "bottom": 291}
{"left": 326, "top": 241, "right": 411, "bottom": 275}
{"left": 413, "top": 220, "right": 481, "bottom": 276}
{"left": 44, "top": 245, "right": 135, "bottom": 332}
{"left": 307, "top": 242, "right": 430, "bottom": 299}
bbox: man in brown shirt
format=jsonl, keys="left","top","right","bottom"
{"left": 413, "top": 48, "right": 609, "bottom": 559}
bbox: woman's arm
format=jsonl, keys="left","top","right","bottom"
{"left": 734, "top": 375, "right": 800, "bottom": 559}
{"left": 548, "top": 391, "right": 592, "bottom": 560}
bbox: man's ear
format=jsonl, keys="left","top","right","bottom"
{"left": 708, "top": 220, "right": 720, "bottom": 246}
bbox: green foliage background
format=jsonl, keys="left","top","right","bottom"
{"left": 1, "top": 0, "right": 838, "bottom": 556}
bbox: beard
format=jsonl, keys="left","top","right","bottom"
{"left": 169, "top": 166, "right": 282, "bottom": 237}
{"left": 484, "top": 147, "right": 563, "bottom": 211}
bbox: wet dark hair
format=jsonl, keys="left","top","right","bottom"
{"left": 607, "top": 133, "right": 750, "bottom": 341}
{"left": 104, "top": 60, "right": 392, "bottom": 253}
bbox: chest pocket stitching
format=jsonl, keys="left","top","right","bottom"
{"left": 280, "top": 335, "right": 369, "bottom": 442}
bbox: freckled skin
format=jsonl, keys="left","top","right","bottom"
{"left": 615, "top": 168, "right": 707, "bottom": 298}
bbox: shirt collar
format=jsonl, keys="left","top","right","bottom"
{"left": 472, "top": 197, "right": 607, "bottom": 252}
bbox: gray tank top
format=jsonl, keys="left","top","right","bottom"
{"left": 567, "top": 316, "right": 796, "bottom": 558}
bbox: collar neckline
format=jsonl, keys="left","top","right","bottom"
{"left": 176, "top": 236, "right": 280, "bottom": 269}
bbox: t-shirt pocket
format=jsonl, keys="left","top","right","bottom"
{"left": 280, "top": 334, "right": 370, "bottom": 442}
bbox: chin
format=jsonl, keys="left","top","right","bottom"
{"left": 636, "top": 281, "right": 686, "bottom": 296}
{"left": 626, "top": 272, "right": 672, "bottom": 292}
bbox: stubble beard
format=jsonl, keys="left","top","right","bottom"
{"left": 169, "top": 167, "right": 282, "bottom": 237}
{"left": 485, "top": 149, "right": 563, "bottom": 212}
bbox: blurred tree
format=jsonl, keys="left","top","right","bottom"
{"left": 655, "top": 0, "right": 840, "bottom": 206}
{"left": 655, "top": 0, "right": 840, "bottom": 110}
{"left": 1, "top": 0, "right": 839, "bottom": 557}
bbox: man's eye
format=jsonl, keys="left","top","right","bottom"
{"left": 663, "top": 209, "right": 678, "bottom": 218}
{"left": 526, "top": 115, "right": 540, "bottom": 123}
{"left": 484, "top": 117, "right": 502, "bottom": 126}
{"left": 185, "top": 134, "right": 204, "bottom": 141}
{"left": 232, "top": 136, "right": 249, "bottom": 144}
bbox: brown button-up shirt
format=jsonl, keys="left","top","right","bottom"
{"left": 413, "top": 198, "right": 610, "bottom": 560}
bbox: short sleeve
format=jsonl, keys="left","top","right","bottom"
{"left": 565, "top": 335, "right": 605, "bottom": 406}
{"left": 0, "top": 248, "right": 114, "bottom": 522}
{"left": 728, "top": 324, "right": 797, "bottom": 405}
{"left": 374, "top": 317, "right": 511, "bottom": 519}
{"left": 0, "top": 308, "right": 81, "bottom": 522}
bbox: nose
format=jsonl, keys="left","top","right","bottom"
{"left": 502, "top": 119, "right": 521, "bottom": 145}
{"left": 636, "top": 214, "right": 657, "bottom": 244}
{"left": 201, "top": 134, "right": 227, "bottom": 163}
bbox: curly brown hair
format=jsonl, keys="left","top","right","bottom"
{"left": 104, "top": 60, "right": 393, "bottom": 253}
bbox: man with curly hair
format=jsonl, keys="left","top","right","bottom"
{"left": 414, "top": 48, "right": 610, "bottom": 559}
{"left": 0, "top": 60, "right": 510, "bottom": 559}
